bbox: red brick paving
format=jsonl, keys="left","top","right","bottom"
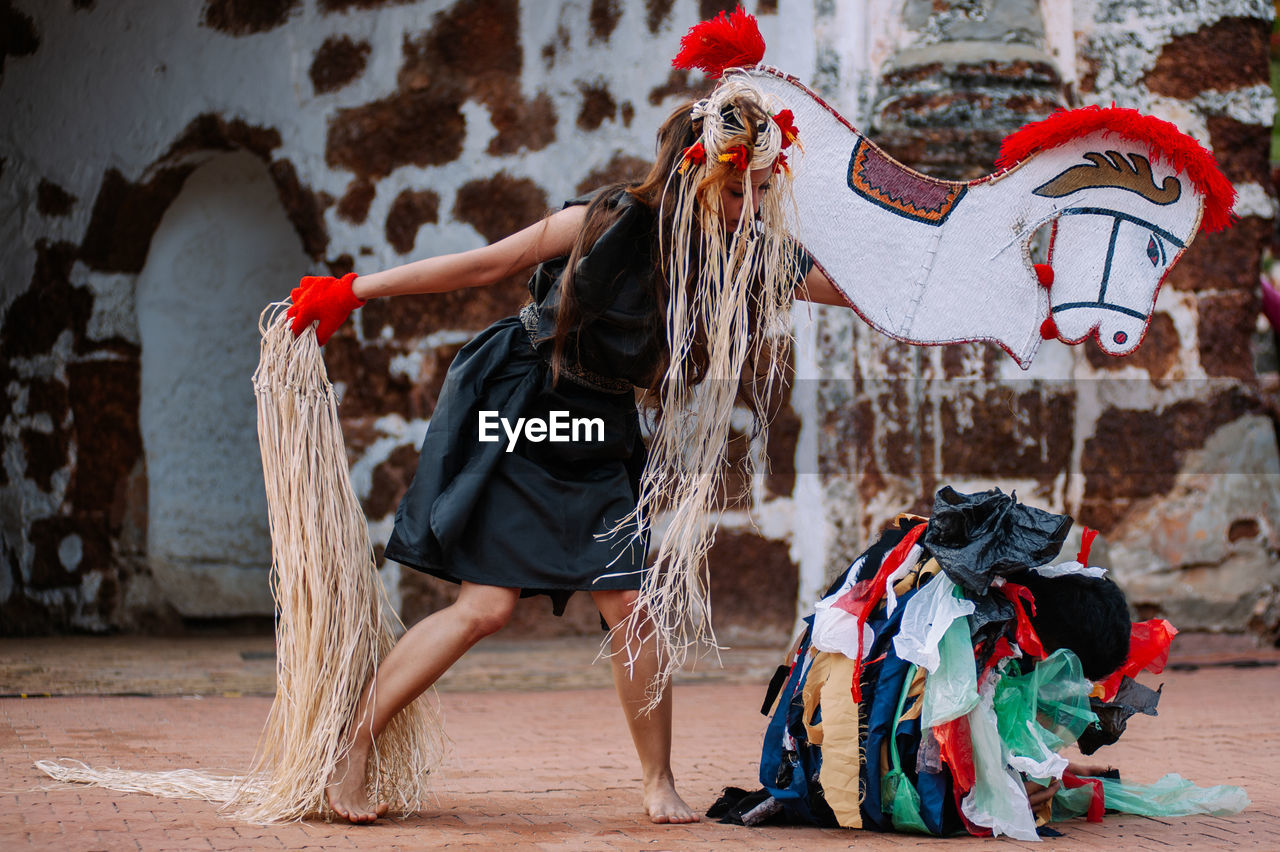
{"left": 1, "top": 640, "right": 1277, "bottom": 850}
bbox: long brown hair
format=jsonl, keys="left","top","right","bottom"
{"left": 549, "top": 97, "right": 778, "bottom": 418}
{"left": 581, "top": 75, "right": 803, "bottom": 706}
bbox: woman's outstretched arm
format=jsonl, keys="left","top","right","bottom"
{"left": 795, "top": 264, "right": 851, "bottom": 308}
{"left": 352, "top": 205, "right": 587, "bottom": 300}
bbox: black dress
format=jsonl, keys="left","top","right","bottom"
{"left": 383, "top": 190, "right": 662, "bottom": 615}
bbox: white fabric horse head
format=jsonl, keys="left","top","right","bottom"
{"left": 996, "top": 108, "right": 1235, "bottom": 357}
{"left": 746, "top": 69, "right": 1235, "bottom": 368}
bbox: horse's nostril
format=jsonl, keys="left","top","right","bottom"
{"left": 1113, "top": 331, "right": 1128, "bottom": 345}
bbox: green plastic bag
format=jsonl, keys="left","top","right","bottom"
{"left": 1053, "top": 783, "right": 1096, "bottom": 817}
{"left": 921, "top": 612, "right": 978, "bottom": 728}
{"left": 1054, "top": 773, "right": 1250, "bottom": 819}
{"left": 880, "top": 664, "right": 931, "bottom": 834}
{"left": 961, "top": 676, "right": 1041, "bottom": 841}
{"left": 993, "top": 648, "right": 1096, "bottom": 779}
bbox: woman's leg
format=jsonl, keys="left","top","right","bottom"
{"left": 327, "top": 581, "right": 520, "bottom": 823}
{"left": 592, "top": 589, "right": 699, "bottom": 824}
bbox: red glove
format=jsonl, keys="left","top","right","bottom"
{"left": 287, "top": 273, "right": 364, "bottom": 345}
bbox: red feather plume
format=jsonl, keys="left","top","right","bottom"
{"left": 997, "top": 105, "right": 1236, "bottom": 234}
{"left": 673, "top": 6, "right": 765, "bottom": 79}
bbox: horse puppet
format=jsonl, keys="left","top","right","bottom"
{"left": 742, "top": 67, "right": 1235, "bottom": 368}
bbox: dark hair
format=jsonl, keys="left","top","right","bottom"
{"left": 1012, "top": 570, "right": 1131, "bottom": 681}
{"left": 549, "top": 95, "right": 776, "bottom": 415}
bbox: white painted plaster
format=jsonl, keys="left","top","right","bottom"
{"left": 1040, "top": 0, "right": 1077, "bottom": 86}
{"left": 1107, "top": 415, "right": 1280, "bottom": 628}
{"left": 57, "top": 534, "right": 83, "bottom": 573}
{"left": 1233, "top": 182, "right": 1279, "bottom": 219}
{"left": 80, "top": 269, "right": 142, "bottom": 345}
{"left": 348, "top": 417, "right": 430, "bottom": 504}
{"left": 1076, "top": 0, "right": 1272, "bottom": 96}
{"left": 136, "top": 151, "right": 308, "bottom": 616}
{"left": 790, "top": 313, "right": 831, "bottom": 628}
{"left": 1191, "top": 84, "right": 1278, "bottom": 126}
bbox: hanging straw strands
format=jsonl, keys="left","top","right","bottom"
{"left": 607, "top": 75, "right": 802, "bottom": 710}
{"left": 235, "top": 301, "right": 448, "bottom": 821}
{"left": 35, "top": 302, "right": 447, "bottom": 822}
{"left": 33, "top": 760, "right": 259, "bottom": 802}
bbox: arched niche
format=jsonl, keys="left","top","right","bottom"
{"left": 136, "top": 151, "right": 309, "bottom": 617}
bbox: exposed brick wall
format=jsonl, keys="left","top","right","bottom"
{"left": 805, "top": 1, "right": 1278, "bottom": 641}
{"left": 0, "top": 1, "right": 804, "bottom": 638}
{"left": 2, "top": 1, "right": 1273, "bottom": 642}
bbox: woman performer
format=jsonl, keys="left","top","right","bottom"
{"left": 288, "top": 65, "right": 848, "bottom": 824}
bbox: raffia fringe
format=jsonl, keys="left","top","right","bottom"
{"left": 35, "top": 302, "right": 448, "bottom": 822}
{"left": 607, "top": 74, "right": 802, "bottom": 711}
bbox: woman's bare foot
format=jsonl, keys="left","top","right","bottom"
{"left": 643, "top": 775, "right": 699, "bottom": 824}
{"left": 325, "top": 744, "right": 388, "bottom": 824}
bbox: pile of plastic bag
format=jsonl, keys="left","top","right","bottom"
{"left": 710, "top": 487, "right": 1249, "bottom": 840}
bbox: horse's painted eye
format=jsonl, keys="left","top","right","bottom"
{"left": 1146, "top": 233, "right": 1168, "bottom": 267}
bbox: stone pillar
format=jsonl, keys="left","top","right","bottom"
{"left": 813, "top": 0, "right": 1074, "bottom": 599}
{"left": 872, "top": 0, "right": 1064, "bottom": 179}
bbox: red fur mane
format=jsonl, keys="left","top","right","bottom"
{"left": 673, "top": 6, "right": 765, "bottom": 79}
{"left": 997, "top": 105, "right": 1236, "bottom": 233}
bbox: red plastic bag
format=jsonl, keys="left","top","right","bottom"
{"left": 834, "top": 522, "right": 926, "bottom": 702}
{"left": 934, "top": 716, "right": 975, "bottom": 795}
{"left": 998, "top": 581, "right": 1046, "bottom": 660}
{"left": 1099, "top": 618, "right": 1178, "bottom": 700}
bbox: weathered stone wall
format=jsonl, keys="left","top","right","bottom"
{"left": 0, "top": 0, "right": 813, "bottom": 638}
{"left": 800, "top": 0, "right": 1280, "bottom": 642}
{"left": 1070, "top": 0, "right": 1280, "bottom": 638}
{"left": 2, "top": 0, "right": 1275, "bottom": 644}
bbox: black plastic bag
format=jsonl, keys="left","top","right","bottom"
{"left": 922, "top": 486, "right": 1072, "bottom": 596}
{"left": 1077, "top": 676, "right": 1162, "bottom": 755}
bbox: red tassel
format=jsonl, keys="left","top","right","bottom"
{"left": 997, "top": 104, "right": 1235, "bottom": 234}
{"left": 1034, "top": 263, "right": 1054, "bottom": 288}
{"left": 673, "top": 6, "right": 765, "bottom": 78}
{"left": 1040, "top": 316, "right": 1058, "bottom": 340}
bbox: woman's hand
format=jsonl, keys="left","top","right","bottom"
{"left": 1066, "top": 761, "right": 1115, "bottom": 778}
{"left": 288, "top": 272, "right": 365, "bottom": 345}
{"left": 1024, "top": 778, "right": 1061, "bottom": 807}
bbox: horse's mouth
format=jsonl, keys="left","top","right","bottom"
{"left": 1049, "top": 301, "right": 1147, "bottom": 354}
{"left": 1051, "top": 300, "right": 1148, "bottom": 321}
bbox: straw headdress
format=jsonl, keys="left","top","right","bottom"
{"left": 608, "top": 8, "right": 806, "bottom": 705}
